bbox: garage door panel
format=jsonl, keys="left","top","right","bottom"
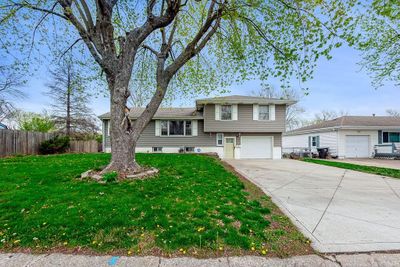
{"left": 241, "top": 136, "right": 272, "bottom": 159}
{"left": 345, "top": 135, "right": 369, "bottom": 158}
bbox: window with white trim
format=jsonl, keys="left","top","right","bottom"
{"left": 311, "top": 136, "right": 319, "bottom": 147}
{"left": 216, "top": 133, "right": 224, "bottom": 146}
{"left": 160, "top": 120, "right": 193, "bottom": 136}
{"left": 185, "top": 121, "right": 192, "bottom": 136}
{"left": 221, "top": 105, "right": 232, "bottom": 120}
{"left": 161, "top": 121, "right": 168, "bottom": 136}
{"left": 383, "top": 132, "right": 400, "bottom": 143}
{"left": 258, "top": 105, "right": 270, "bottom": 120}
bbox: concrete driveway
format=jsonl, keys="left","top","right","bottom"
{"left": 226, "top": 159, "right": 400, "bottom": 253}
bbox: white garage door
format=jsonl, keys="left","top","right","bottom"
{"left": 345, "top": 135, "right": 370, "bottom": 158}
{"left": 241, "top": 136, "right": 272, "bottom": 159}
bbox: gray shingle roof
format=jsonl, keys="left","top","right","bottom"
{"left": 99, "top": 107, "right": 202, "bottom": 120}
{"left": 195, "top": 95, "right": 296, "bottom": 105}
{"left": 287, "top": 116, "right": 400, "bottom": 134}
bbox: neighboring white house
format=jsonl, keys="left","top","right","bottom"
{"left": 283, "top": 116, "right": 400, "bottom": 158}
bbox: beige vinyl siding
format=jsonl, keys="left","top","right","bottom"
{"left": 203, "top": 104, "right": 286, "bottom": 132}
{"left": 104, "top": 120, "right": 216, "bottom": 148}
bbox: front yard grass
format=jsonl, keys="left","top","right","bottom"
{"left": 0, "top": 153, "right": 312, "bottom": 257}
{"left": 303, "top": 158, "right": 400, "bottom": 178}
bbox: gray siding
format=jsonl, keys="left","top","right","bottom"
{"left": 203, "top": 104, "right": 286, "bottom": 132}
{"left": 104, "top": 120, "right": 216, "bottom": 148}
{"left": 103, "top": 121, "right": 281, "bottom": 148}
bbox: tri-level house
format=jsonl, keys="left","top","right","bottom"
{"left": 99, "top": 95, "right": 295, "bottom": 159}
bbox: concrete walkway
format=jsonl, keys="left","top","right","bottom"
{"left": 226, "top": 159, "right": 400, "bottom": 253}
{"left": 2, "top": 252, "right": 400, "bottom": 267}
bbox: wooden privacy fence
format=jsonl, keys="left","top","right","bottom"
{"left": 0, "top": 129, "right": 55, "bottom": 157}
{"left": 69, "top": 140, "right": 100, "bottom": 153}
{"left": 0, "top": 129, "right": 101, "bottom": 157}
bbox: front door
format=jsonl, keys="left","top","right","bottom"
{"left": 224, "top": 137, "right": 235, "bottom": 159}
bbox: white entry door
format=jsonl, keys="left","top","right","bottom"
{"left": 241, "top": 136, "right": 272, "bottom": 159}
{"left": 345, "top": 135, "right": 370, "bottom": 158}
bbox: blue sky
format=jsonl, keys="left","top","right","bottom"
{"left": 19, "top": 44, "right": 398, "bottom": 120}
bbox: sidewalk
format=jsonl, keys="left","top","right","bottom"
{"left": 1, "top": 253, "right": 400, "bottom": 267}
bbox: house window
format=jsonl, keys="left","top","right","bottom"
{"left": 216, "top": 133, "right": 224, "bottom": 146}
{"left": 383, "top": 132, "right": 400, "bottom": 143}
{"left": 311, "top": 136, "right": 319, "bottom": 147}
{"left": 221, "top": 105, "right": 232, "bottom": 120}
{"left": 185, "top": 147, "right": 195, "bottom": 152}
{"left": 161, "top": 121, "right": 168, "bottom": 136}
{"left": 258, "top": 105, "right": 270, "bottom": 120}
{"left": 160, "top": 120, "right": 192, "bottom": 136}
{"left": 152, "top": 147, "right": 163, "bottom": 152}
{"left": 185, "top": 121, "right": 192, "bottom": 136}
{"left": 169, "top": 120, "right": 184, "bottom": 135}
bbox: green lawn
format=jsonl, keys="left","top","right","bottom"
{"left": 0, "top": 153, "right": 311, "bottom": 257}
{"left": 303, "top": 158, "right": 400, "bottom": 178}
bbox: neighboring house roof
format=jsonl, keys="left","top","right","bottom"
{"left": 286, "top": 116, "right": 400, "bottom": 135}
{"left": 195, "top": 95, "right": 296, "bottom": 106}
{"left": 0, "top": 122, "right": 7, "bottom": 129}
{"left": 99, "top": 107, "right": 202, "bottom": 120}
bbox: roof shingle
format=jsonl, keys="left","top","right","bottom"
{"left": 287, "top": 116, "right": 400, "bottom": 134}
{"left": 99, "top": 107, "right": 202, "bottom": 119}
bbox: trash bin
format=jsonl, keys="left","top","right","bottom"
{"left": 317, "top": 147, "right": 329, "bottom": 159}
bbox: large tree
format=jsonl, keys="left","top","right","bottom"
{"left": 46, "top": 56, "right": 99, "bottom": 136}
{"left": 357, "top": 0, "right": 400, "bottom": 87}
{"left": 1, "top": 0, "right": 356, "bottom": 174}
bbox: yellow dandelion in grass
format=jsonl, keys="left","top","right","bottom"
{"left": 140, "top": 233, "right": 145, "bottom": 237}
{"left": 42, "top": 222, "right": 47, "bottom": 225}
{"left": 92, "top": 240, "right": 97, "bottom": 245}
{"left": 63, "top": 241, "right": 68, "bottom": 245}
{"left": 251, "top": 247, "right": 255, "bottom": 251}
{"left": 261, "top": 249, "right": 267, "bottom": 255}
{"left": 127, "top": 250, "right": 132, "bottom": 255}
{"left": 13, "top": 239, "right": 21, "bottom": 244}
{"left": 182, "top": 250, "right": 186, "bottom": 254}
{"left": 197, "top": 226, "right": 205, "bottom": 232}
{"left": 219, "top": 246, "right": 223, "bottom": 251}
{"left": 179, "top": 248, "right": 184, "bottom": 252}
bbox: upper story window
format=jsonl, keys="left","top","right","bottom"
{"left": 258, "top": 105, "right": 270, "bottom": 120}
{"left": 160, "top": 120, "right": 192, "bottom": 136}
{"left": 383, "top": 132, "right": 400, "bottom": 143}
{"left": 221, "top": 105, "right": 232, "bottom": 120}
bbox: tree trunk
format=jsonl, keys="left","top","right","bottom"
{"left": 66, "top": 64, "right": 71, "bottom": 136}
{"left": 101, "top": 76, "right": 141, "bottom": 174}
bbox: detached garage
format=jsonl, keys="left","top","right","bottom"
{"left": 241, "top": 136, "right": 273, "bottom": 159}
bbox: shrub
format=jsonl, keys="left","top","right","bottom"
{"left": 102, "top": 171, "right": 118, "bottom": 183}
{"left": 39, "top": 136, "right": 70, "bottom": 155}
